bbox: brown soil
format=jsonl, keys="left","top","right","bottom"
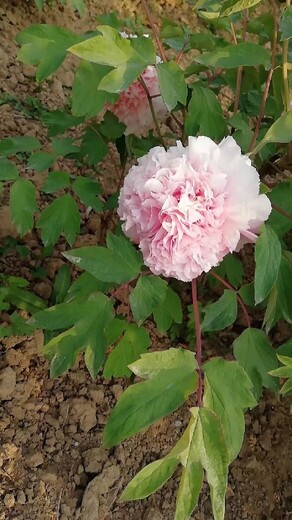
{"left": 1, "top": 1, "right": 292, "bottom": 520}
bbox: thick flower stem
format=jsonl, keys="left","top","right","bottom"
{"left": 191, "top": 278, "right": 203, "bottom": 408}
{"left": 210, "top": 270, "right": 251, "bottom": 328}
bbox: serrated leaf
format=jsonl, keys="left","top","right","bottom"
{"left": 252, "top": 112, "right": 292, "bottom": 155}
{"left": 103, "top": 324, "right": 150, "bottom": 378}
{"left": 38, "top": 193, "right": 80, "bottom": 245}
{"left": 9, "top": 179, "right": 37, "bottom": 236}
{"left": 0, "top": 136, "right": 40, "bottom": 156}
{"left": 233, "top": 328, "right": 279, "bottom": 399}
{"left": 153, "top": 286, "right": 182, "bottom": 333}
{"left": 185, "top": 85, "right": 227, "bottom": 140}
{"left": 194, "top": 42, "right": 270, "bottom": 69}
{"left": 156, "top": 61, "right": 187, "bottom": 111}
{"left": 254, "top": 225, "right": 281, "bottom": 304}
{"left": 279, "top": 5, "right": 292, "bottom": 41}
{"left": 0, "top": 158, "right": 19, "bottom": 181}
{"left": 72, "top": 176, "right": 103, "bottom": 212}
{"left": 27, "top": 152, "right": 55, "bottom": 172}
{"left": 201, "top": 290, "right": 237, "bottom": 332}
{"left": 276, "top": 253, "right": 292, "bottom": 324}
{"left": 72, "top": 61, "right": 118, "bottom": 117}
{"left": 130, "top": 275, "right": 168, "bottom": 325}
{"left": 203, "top": 358, "right": 257, "bottom": 462}
{"left": 41, "top": 171, "right": 71, "bottom": 193}
{"left": 16, "top": 24, "right": 83, "bottom": 81}
{"left": 99, "top": 111, "right": 126, "bottom": 139}
{"left": 103, "top": 348, "right": 197, "bottom": 447}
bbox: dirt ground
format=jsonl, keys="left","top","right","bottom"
{"left": 0, "top": 1, "right": 292, "bottom": 519}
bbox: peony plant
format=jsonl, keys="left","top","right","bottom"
{"left": 1, "top": 0, "right": 292, "bottom": 518}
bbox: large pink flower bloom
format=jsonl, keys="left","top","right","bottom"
{"left": 108, "top": 65, "right": 167, "bottom": 136}
{"left": 118, "top": 136, "right": 271, "bottom": 282}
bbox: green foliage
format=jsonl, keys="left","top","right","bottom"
{"left": 254, "top": 225, "right": 282, "bottom": 304}
{"left": 185, "top": 85, "right": 227, "bottom": 140}
{"left": 9, "top": 179, "right": 37, "bottom": 236}
{"left": 64, "top": 233, "right": 143, "bottom": 284}
{"left": 103, "top": 348, "right": 198, "bottom": 447}
{"left": 153, "top": 286, "right": 183, "bottom": 333}
{"left": 279, "top": 5, "right": 292, "bottom": 41}
{"left": 270, "top": 354, "right": 292, "bottom": 395}
{"left": 201, "top": 290, "right": 237, "bottom": 332}
{"left": 156, "top": 61, "right": 187, "bottom": 110}
{"left": 252, "top": 112, "right": 292, "bottom": 155}
{"left": 233, "top": 328, "right": 279, "bottom": 399}
{"left": 68, "top": 26, "right": 155, "bottom": 93}
{"left": 129, "top": 275, "right": 168, "bottom": 325}
{"left": 203, "top": 358, "right": 256, "bottom": 461}
{"left": 194, "top": 42, "right": 270, "bottom": 69}
{"left": 37, "top": 194, "right": 80, "bottom": 246}
{"left": 16, "top": 25, "right": 83, "bottom": 81}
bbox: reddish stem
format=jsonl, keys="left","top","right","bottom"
{"left": 272, "top": 204, "right": 292, "bottom": 221}
{"left": 249, "top": 0, "right": 278, "bottom": 152}
{"left": 210, "top": 270, "right": 251, "bottom": 328}
{"left": 140, "top": 0, "right": 167, "bottom": 62}
{"left": 191, "top": 278, "right": 203, "bottom": 407}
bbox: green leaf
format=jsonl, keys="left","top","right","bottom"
{"left": 121, "top": 457, "right": 179, "bottom": 501}
{"left": 270, "top": 354, "right": 292, "bottom": 396}
{"left": 267, "top": 180, "right": 292, "bottom": 236}
{"left": 252, "top": 112, "right": 292, "bottom": 155}
{"left": 103, "top": 348, "right": 198, "bottom": 447}
{"left": 9, "top": 179, "right": 37, "bottom": 236}
{"left": 233, "top": 328, "right": 279, "bottom": 399}
{"left": 41, "top": 110, "right": 84, "bottom": 137}
{"left": 201, "top": 290, "right": 237, "bottom": 332}
{"left": 38, "top": 193, "right": 80, "bottom": 246}
{"left": 99, "top": 111, "right": 126, "bottom": 139}
{"left": 65, "top": 272, "right": 111, "bottom": 304}
{"left": 53, "top": 265, "right": 71, "bottom": 304}
{"left": 32, "top": 301, "right": 81, "bottom": 330}
{"left": 64, "top": 241, "right": 141, "bottom": 284}
{"left": 254, "top": 225, "right": 282, "bottom": 304}
{"left": 0, "top": 158, "right": 19, "bottom": 181}
{"left": 72, "top": 61, "right": 118, "bottom": 118}
{"left": 83, "top": 293, "right": 115, "bottom": 378}
{"left": 69, "top": 26, "right": 153, "bottom": 93}
{"left": 156, "top": 61, "right": 187, "bottom": 111}
{"left": 27, "top": 152, "right": 55, "bottom": 172}
{"left": 41, "top": 171, "right": 71, "bottom": 193}
{"left": 175, "top": 407, "right": 228, "bottom": 520}
{"left": 277, "top": 339, "right": 292, "bottom": 357}
{"left": 153, "top": 286, "right": 182, "bottom": 333}
{"left": 194, "top": 42, "right": 270, "bottom": 69}
{"left": 203, "top": 358, "right": 257, "bottom": 462}
{"left": 216, "top": 254, "right": 243, "bottom": 289}
{"left": 51, "top": 137, "right": 79, "bottom": 157}
{"left": 219, "top": 0, "right": 262, "bottom": 17}
{"left": 6, "top": 285, "right": 45, "bottom": 313}
{"left": 263, "top": 285, "right": 281, "bottom": 333}
{"left": 106, "top": 232, "right": 143, "bottom": 276}
{"left": 70, "top": 0, "right": 85, "bottom": 15}
{"left": 185, "top": 85, "right": 227, "bottom": 140}
{"left": 103, "top": 324, "right": 151, "bottom": 378}
{"left": 276, "top": 253, "right": 292, "bottom": 324}
{"left": 0, "top": 136, "right": 40, "bottom": 156}
{"left": 80, "top": 125, "right": 108, "bottom": 166}
{"left": 130, "top": 275, "right": 168, "bottom": 326}
{"left": 72, "top": 177, "right": 103, "bottom": 212}
{"left": 279, "top": 5, "right": 292, "bottom": 41}
{"left": 16, "top": 24, "right": 83, "bottom": 81}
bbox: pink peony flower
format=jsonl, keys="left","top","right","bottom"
{"left": 118, "top": 136, "right": 272, "bottom": 282}
{"left": 107, "top": 65, "right": 167, "bottom": 136}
